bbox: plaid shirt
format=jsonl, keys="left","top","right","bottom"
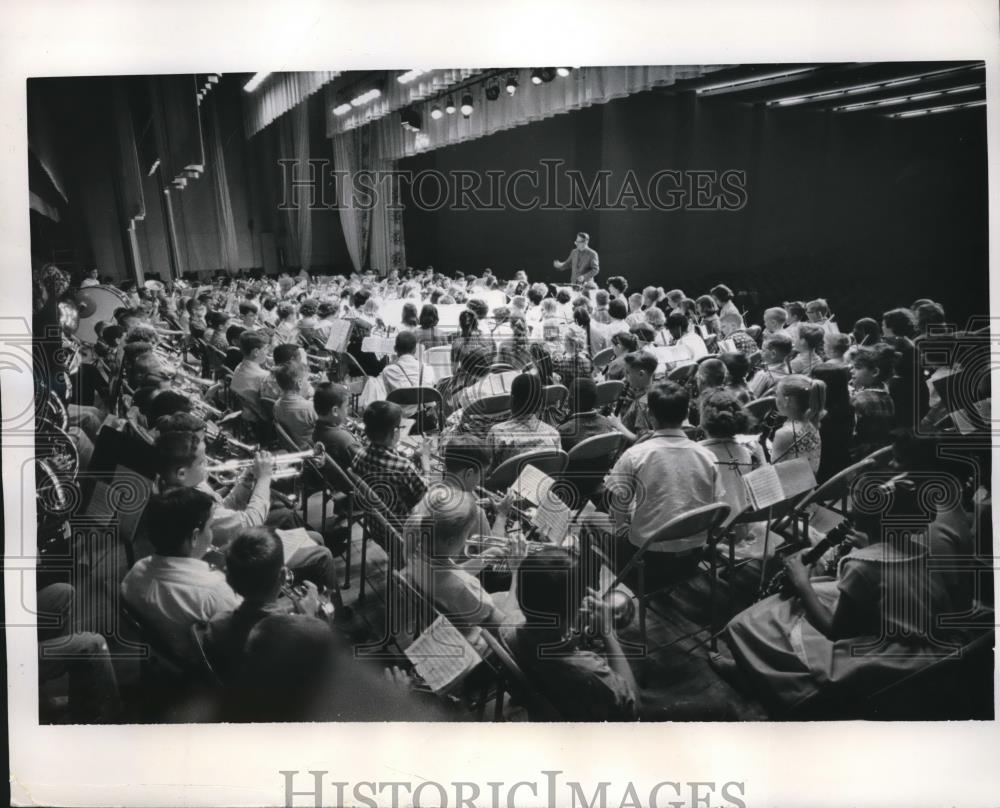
{"left": 350, "top": 443, "right": 427, "bottom": 520}
{"left": 486, "top": 415, "right": 562, "bottom": 468}
{"left": 728, "top": 330, "right": 758, "bottom": 357}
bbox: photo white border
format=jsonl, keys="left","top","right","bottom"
{"left": 3, "top": 1, "right": 999, "bottom": 805}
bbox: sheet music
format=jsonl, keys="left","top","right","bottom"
{"left": 649, "top": 344, "right": 692, "bottom": 370}
{"left": 510, "top": 464, "right": 555, "bottom": 506}
{"left": 275, "top": 527, "right": 315, "bottom": 562}
{"left": 742, "top": 464, "right": 784, "bottom": 511}
{"left": 404, "top": 615, "right": 481, "bottom": 693}
{"left": 533, "top": 489, "right": 572, "bottom": 543}
{"left": 324, "top": 319, "right": 352, "bottom": 352}
{"left": 361, "top": 335, "right": 397, "bottom": 356}
{"left": 717, "top": 338, "right": 738, "bottom": 354}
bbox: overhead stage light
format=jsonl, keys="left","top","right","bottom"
{"left": 505, "top": 74, "right": 518, "bottom": 95}
{"left": 485, "top": 82, "right": 500, "bottom": 101}
{"left": 460, "top": 93, "right": 474, "bottom": 116}
{"left": 397, "top": 69, "right": 428, "bottom": 84}
{"left": 430, "top": 105, "right": 443, "bottom": 120}
{"left": 243, "top": 72, "right": 271, "bottom": 92}
{"left": 350, "top": 88, "right": 382, "bottom": 107}
{"left": 445, "top": 95, "right": 456, "bottom": 114}
{"left": 556, "top": 67, "right": 572, "bottom": 77}
{"left": 531, "top": 69, "right": 543, "bottom": 85}
{"left": 333, "top": 102, "right": 352, "bottom": 116}
{"left": 540, "top": 68, "right": 557, "bottom": 83}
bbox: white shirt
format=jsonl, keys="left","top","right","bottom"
{"left": 121, "top": 554, "right": 240, "bottom": 661}
{"left": 677, "top": 332, "right": 709, "bottom": 361}
{"left": 605, "top": 429, "right": 725, "bottom": 553}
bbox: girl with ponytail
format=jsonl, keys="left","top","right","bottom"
{"left": 771, "top": 374, "right": 826, "bottom": 474}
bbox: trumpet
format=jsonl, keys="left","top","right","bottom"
{"left": 205, "top": 444, "right": 325, "bottom": 483}
{"left": 463, "top": 534, "right": 553, "bottom": 559}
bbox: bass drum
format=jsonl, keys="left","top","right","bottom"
{"left": 75, "top": 284, "right": 128, "bottom": 344}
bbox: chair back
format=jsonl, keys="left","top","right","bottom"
{"left": 745, "top": 325, "right": 763, "bottom": 344}
{"left": 861, "top": 444, "right": 895, "bottom": 468}
{"left": 386, "top": 385, "right": 444, "bottom": 411}
{"left": 643, "top": 502, "right": 731, "bottom": 552}
{"left": 466, "top": 393, "right": 512, "bottom": 417}
{"left": 745, "top": 395, "right": 777, "bottom": 422}
{"left": 667, "top": 363, "right": 697, "bottom": 384}
{"left": 793, "top": 456, "right": 876, "bottom": 513}
{"left": 591, "top": 347, "right": 615, "bottom": 371}
{"left": 259, "top": 396, "right": 277, "bottom": 422}
{"left": 565, "top": 432, "right": 624, "bottom": 464}
{"left": 487, "top": 448, "right": 569, "bottom": 491}
{"left": 595, "top": 380, "right": 624, "bottom": 409}
{"left": 748, "top": 350, "right": 763, "bottom": 370}
{"left": 490, "top": 362, "right": 516, "bottom": 374}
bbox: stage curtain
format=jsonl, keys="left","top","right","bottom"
{"left": 205, "top": 97, "right": 241, "bottom": 275}
{"left": 367, "top": 65, "right": 730, "bottom": 162}
{"left": 244, "top": 71, "right": 340, "bottom": 138}
{"left": 332, "top": 129, "right": 366, "bottom": 273}
{"left": 275, "top": 102, "right": 314, "bottom": 272}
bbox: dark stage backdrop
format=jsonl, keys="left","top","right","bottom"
{"left": 401, "top": 88, "right": 988, "bottom": 328}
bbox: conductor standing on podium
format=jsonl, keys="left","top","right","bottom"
{"left": 553, "top": 232, "right": 600, "bottom": 285}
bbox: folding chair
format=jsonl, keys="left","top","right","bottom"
{"left": 667, "top": 363, "right": 697, "bottom": 385}
{"left": 604, "top": 502, "right": 731, "bottom": 651}
{"left": 591, "top": 347, "right": 616, "bottom": 373}
{"left": 595, "top": 380, "right": 624, "bottom": 410}
{"left": 486, "top": 448, "right": 569, "bottom": 492}
{"left": 386, "top": 386, "right": 445, "bottom": 433}
{"left": 561, "top": 432, "right": 624, "bottom": 508}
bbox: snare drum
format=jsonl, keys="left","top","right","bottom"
{"left": 75, "top": 285, "right": 128, "bottom": 344}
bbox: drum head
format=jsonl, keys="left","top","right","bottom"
{"left": 75, "top": 285, "right": 127, "bottom": 343}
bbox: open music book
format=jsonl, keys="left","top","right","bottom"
{"left": 404, "top": 616, "right": 482, "bottom": 693}
{"left": 741, "top": 457, "right": 816, "bottom": 512}
{"left": 360, "top": 335, "right": 397, "bottom": 356}
{"left": 509, "top": 464, "right": 555, "bottom": 506}
{"left": 323, "top": 319, "right": 353, "bottom": 352}
{"left": 275, "top": 527, "right": 316, "bottom": 563}
{"left": 649, "top": 344, "right": 693, "bottom": 372}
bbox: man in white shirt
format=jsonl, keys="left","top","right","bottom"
{"left": 122, "top": 487, "right": 240, "bottom": 662}
{"left": 380, "top": 330, "right": 437, "bottom": 421}
{"left": 604, "top": 380, "right": 725, "bottom": 584}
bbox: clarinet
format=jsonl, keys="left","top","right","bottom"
{"left": 757, "top": 519, "right": 853, "bottom": 601}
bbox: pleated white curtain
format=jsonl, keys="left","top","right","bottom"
{"left": 369, "top": 65, "right": 730, "bottom": 161}
{"left": 244, "top": 71, "right": 340, "bottom": 138}
{"left": 205, "top": 99, "right": 240, "bottom": 275}
{"left": 331, "top": 130, "right": 366, "bottom": 273}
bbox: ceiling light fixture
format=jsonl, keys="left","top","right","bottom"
{"left": 350, "top": 88, "right": 382, "bottom": 107}
{"left": 243, "top": 72, "right": 271, "bottom": 92}
{"left": 333, "top": 102, "right": 352, "bottom": 116}
{"left": 397, "top": 69, "right": 428, "bottom": 84}
{"left": 460, "top": 93, "right": 474, "bottom": 116}
{"left": 768, "top": 64, "right": 983, "bottom": 107}
{"left": 445, "top": 95, "right": 456, "bottom": 114}
{"left": 887, "top": 99, "right": 986, "bottom": 118}
{"left": 695, "top": 67, "right": 820, "bottom": 96}
{"left": 505, "top": 74, "right": 519, "bottom": 95}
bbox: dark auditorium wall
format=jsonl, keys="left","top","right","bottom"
{"left": 401, "top": 89, "right": 988, "bottom": 327}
